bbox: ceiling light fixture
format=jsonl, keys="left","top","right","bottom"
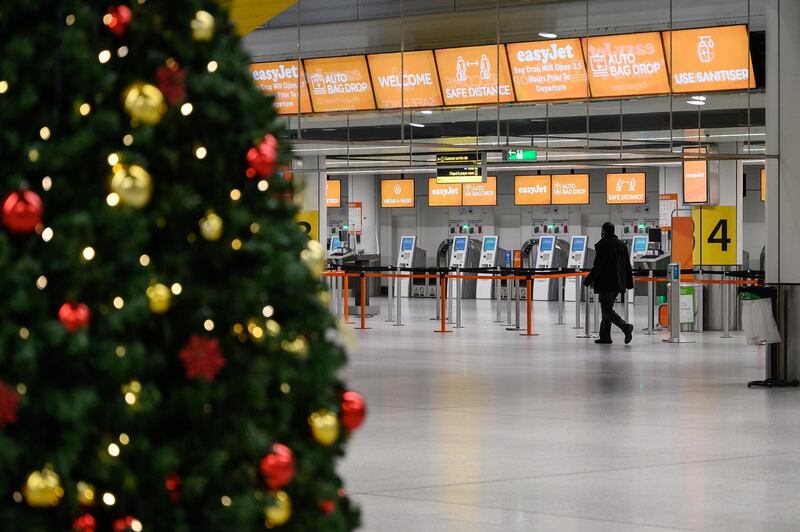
{"left": 408, "top": 122, "right": 425, "bottom": 128}
{"left": 538, "top": 32, "right": 558, "bottom": 39}
{"left": 691, "top": 95, "right": 707, "bottom": 101}
{"left": 686, "top": 100, "right": 705, "bottom": 106}
{"left": 419, "top": 110, "right": 434, "bottom": 115}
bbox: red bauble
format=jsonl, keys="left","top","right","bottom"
{"left": 246, "top": 134, "right": 279, "bottom": 178}
{"left": 259, "top": 443, "right": 295, "bottom": 490}
{"left": 319, "top": 499, "right": 336, "bottom": 515}
{"left": 105, "top": 5, "right": 133, "bottom": 37}
{"left": 341, "top": 390, "right": 366, "bottom": 432}
{"left": 156, "top": 63, "right": 187, "bottom": 105}
{"left": 72, "top": 513, "right": 97, "bottom": 532}
{"left": 165, "top": 473, "right": 182, "bottom": 503}
{"left": 178, "top": 335, "right": 225, "bottom": 381}
{"left": 113, "top": 516, "right": 140, "bottom": 532}
{"left": 2, "top": 190, "right": 43, "bottom": 233}
{"left": 58, "top": 302, "right": 91, "bottom": 333}
{"left": 0, "top": 380, "right": 20, "bottom": 428}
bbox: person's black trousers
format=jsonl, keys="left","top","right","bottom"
{"left": 598, "top": 291, "right": 629, "bottom": 341}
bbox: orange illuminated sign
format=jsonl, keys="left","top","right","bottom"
{"left": 761, "top": 168, "right": 765, "bottom": 202}
{"left": 606, "top": 173, "right": 646, "bottom": 204}
{"left": 507, "top": 39, "right": 588, "bottom": 102}
{"left": 249, "top": 60, "right": 312, "bottom": 115}
{"left": 552, "top": 174, "right": 590, "bottom": 205}
{"left": 682, "top": 147, "right": 708, "bottom": 204}
{"left": 515, "top": 175, "right": 551, "bottom": 205}
{"left": 435, "top": 45, "right": 514, "bottom": 106}
{"left": 428, "top": 178, "right": 462, "bottom": 206}
{"left": 303, "top": 55, "right": 375, "bottom": 112}
{"left": 463, "top": 176, "right": 497, "bottom": 206}
{"left": 326, "top": 179, "right": 341, "bottom": 208}
{"left": 583, "top": 33, "right": 670, "bottom": 98}
{"left": 367, "top": 51, "right": 443, "bottom": 109}
{"left": 381, "top": 179, "right": 415, "bottom": 208}
{"left": 663, "top": 25, "right": 755, "bottom": 93}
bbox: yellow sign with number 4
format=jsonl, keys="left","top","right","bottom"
{"left": 692, "top": 205, "right": 737, "bottom": 265}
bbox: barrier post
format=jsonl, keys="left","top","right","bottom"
{"left": 664, "top": 262, "right": 684, "bottom": 343}
{"left": 506, "top": 277, "right": 512, "bottom": 326}
{"left": 433, "top": 273, "right": 441, "bottom": 321}
{"left": 521, "top": 276, "right": 539, "bottom": 336}
{"left": 447, "top": 275, "right": 454, "bottom": 324}
{"left": 386, "top": 270, "right": 395, "bottom": 323}
{"left": 434, "top": 273, "right": 451, "bottom": 333}
{"left": 721, "top": 278, "right": 733, "bottom": 339}
{"left": 573, "top": 274, "right": 582, "bottom": 329}
{"left": 356, "top": 273, "right": 371, "bottom": 330}
{"left": 455, "top": 269, "right": 463, "bottom": 329}
{"left": 557, "top": 275, "right": 565, "bottom": 325}
{"left": 622, "top": 289, "right": 629, "bottom": 323}
{"left": 592, "top": 292, "right": 599, "bottom": 337}
{"left": 394, "top": 269, "right": 404, "bottom": 327}
{"left": 343, "top": 274, "right": 353, "bottom": 324}
{"left": 577, "top": 282, "right": 592, "bottom": 338}
{"left": 494, "top": 274, "right": 502, "bottom": 323}
{"left": 644, "top": 271, "right": 656, "bottom": 335}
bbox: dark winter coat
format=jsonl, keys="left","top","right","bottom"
{"left": 583, "top": 234, "right": 634, "bottom": 293}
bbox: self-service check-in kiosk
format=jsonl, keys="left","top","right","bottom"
{"left": 476, "top": 236, "right": 506, "bottom": 299}
{"left": 397, "top": 235, "right": 426, "bottom": 297}
{"left": 449, "top": 235, "right": 480, "bottom": 299}
{"left": 564, "top": 236, "right": 595, "bottom": 302}
{"left": 521, "top": 238, "right": 538, "bottom": 268}
{"left": 532, "top": 235, "right": 568, "bottom": 301}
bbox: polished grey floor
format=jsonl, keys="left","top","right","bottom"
{"left": 339, "top": 297, "right": 800, "bottom": 532}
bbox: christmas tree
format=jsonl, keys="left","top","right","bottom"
{"left": 0, "top": 1, "right": 363, "bottom": 530}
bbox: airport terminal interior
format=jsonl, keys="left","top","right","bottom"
{"left": 247, "top": 0, "right": 800, "bottom": 529}
{"left": 4, "top": 0, "right": 800, "bottom": 531}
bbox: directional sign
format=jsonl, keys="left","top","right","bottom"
{"left": 505, "top": 149, "right": 538, "bottom": 161}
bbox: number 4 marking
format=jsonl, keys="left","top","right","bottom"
{"left": 708, "top": 219, "right": 731, "bottom": 251}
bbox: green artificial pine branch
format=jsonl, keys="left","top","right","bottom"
{"left": 0, "top": 1, "right": 361, "bottom": 530}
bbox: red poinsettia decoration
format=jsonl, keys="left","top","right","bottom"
{"left": 156, "top": 62, "right": 187, "bottom": 105}
{"left": 178, "top": 336, "right": 225, "bottom": 381}
{"left": 0, "top": 380, "right": 20, "bottom": 428}
{"left": 245, "top": 134, "right": 279, "bottom": 179}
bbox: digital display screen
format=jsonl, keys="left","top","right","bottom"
{"left": 454, "top": 237, "right": 467, "bottom": 251}
{"left": 367, "top": 50, "right": 443, "bottom": 109}
{"left": 303, "top": 55, "right": 376, "bottom": 112}
{"left": 330, "top": 236, "right": 343, "bottom": 250}
{"left": 583, "top": 32, "right": 670, "bottom": 98}
{"left": 483, "top": 237, "right": 496, "bottom": 252}
{"left": 571, "top": 237, "right": 586, "bottom": 252}
{"left": 539, "top": 236, "right": 554, "bottom": 252}
{"left": 381, "top": 179, "right": 415, "bottom": 208}
{"left": 401, "top": 237, "right": 414, "bottom": 251}
{"left": 606, "top": 173, "right": 646, "bottom": 204}
{"left": 633, "top": 236, "right": 648, "bottom": 253}
{"left": 435, "top": 45, "right": 515, "bottom": 106}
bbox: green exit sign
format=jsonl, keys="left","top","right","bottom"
{"left": 506, "top": 149, "right": 538, "bottom": 161}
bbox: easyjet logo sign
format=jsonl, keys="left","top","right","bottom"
{"left": 514, "top": 175, "right": 551, "bottom": 205}
{"left": 252, "top": 63, "right": 300, "bottom": 82}
{"left": 515, "top": 43, "right": 576, "bottom": 64}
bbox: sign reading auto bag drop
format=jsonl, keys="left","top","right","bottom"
{"left": 303, "top": 55, "right": 376, "bottom": 112}
{"left": 551, "top": 174, "right": 589, "bottom": 205}
{"left": 583, "top": 33, "right": 670, "bottom": 98}
{"left": 463, "top": 176, "right": 497, "bottom": 206}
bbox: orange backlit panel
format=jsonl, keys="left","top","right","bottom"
{"left": 583, "top": 33, "right": 670, "bottom": 98}
{"left": 462, "top": 176, "right": 497, "bottom": 206}
{"left": 507, "top": 39, "right": 588, "bottom": 101}
{"left": 428, "top": 178, "right": 462, "bottom": 206}
{"left": 435, "top": 45, "right": 515, "bottom": 106}
{"left": 249, "top": 60, "right": 313, "bottom": 115}
{"left": 606, "top": 173, "right": 646, "bottom": 204}
{"left": 368, "top": 51, "right": 443, "bottom": 109}
{"left": 682, "top": 147, "right": 708, "bottom": 204}
{"left": 326, "top": 179, "right": 341, "bottom": 208}
{"left": 551, "top": 174, "right": 590, "bottom": 205}
{"left": 515, "top": 175, "right": 551, "bottom": 205}
{"left": 381, "top": 179, "right": 415, "bottom": 208}
{"left": 303, "top": 55, "right": 375, "bottom": 112}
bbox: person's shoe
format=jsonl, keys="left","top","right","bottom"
{"left": 595, "top": 339, "right": 612, "bottom": 344}
{"left": 624, "top": 324, "right": 634, "bottom": 344}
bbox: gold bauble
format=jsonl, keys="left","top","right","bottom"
{"left": 199, "top": 211, "right": 224, "bottom": 241}
{"left": 146, "top": 283, "right": 172, "bottom": 314}
{"left": 264, "top": 490, "right": 292, "bottom": 528}
{"left": 281, "top": 336, "right": 309, "bottom": 360}
{"left": 23, "top": 466, "right": 64, "bottom": 507}
{"left": 308, "top": 409, "right": 339, "bottom": 446}
{"left": 110, "top": 164, "right": 153, "bottom": 208}
{"left": 191, "top": 10, "right": 215, "bottom": 42}
{"left": 300, "top": 240, "right": 326, "bottom": 278}
{"left": 76, "top": 481, "right": 96, "bottom": 506}
{"left": 122, "top": 82, "right": 166, "bottom": 126}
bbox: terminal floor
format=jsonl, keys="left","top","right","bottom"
{"left": 339, "top": 297, "right": 800, "bottom": 532}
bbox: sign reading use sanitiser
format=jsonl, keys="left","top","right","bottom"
{"left": 551, "top": 174, "right": 589, "bottom": 205}
{"left": 367, "top": 51, "right": 443, "bottom": 109}
{"left": 303, "top": 55, "right": 375, "bottom": 112}
{"left": 515, "top": 175, "right": 551, "bottom": 205}
{"left": 583, "top": 33, "right": 670, "bottom": 98}
{"left": 428, "top": 178, "right": 462, "bottom": 207}
{"left": 606, "top": 172, "right": 646, "bottom": 204}
{"left": 506, "top": 38, "right": 588, "bottom": 102}
{"left": 682, "top": 147, "right": 708, "bottom": 204}
{"left": 463, "top": 176, "right": 497, "bottom": 206}
{"left": 435, "top": 45, "right": 515, "bottom": 106}
{"left": 663, "top": 25, "right": 755, "bottom": 93}
{"left": 249, "top": 60, "right": 313, "bottom": 115}
{"left": 381, "top": 179, "right": 415, "bottom": 208}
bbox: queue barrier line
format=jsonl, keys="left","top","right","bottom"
{"left": 632, "top": 276, "right": 762, "bottom": 285}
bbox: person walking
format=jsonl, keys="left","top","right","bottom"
{"left": 583, "top": 222, "right": 635, "bottom": 344}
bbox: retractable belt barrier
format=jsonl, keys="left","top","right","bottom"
{"left": 321, "top": 266, "right": 762, "bottom": 338}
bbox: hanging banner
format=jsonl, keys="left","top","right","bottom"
{"left": 303, "top": 55, "right": 375, "bottom": 112}
{"left": 693, "top": 205, "right": 738, "bottom": 265}
{"left": 514, "top": 175, "right": 551, "bottom": 205}
{"left": 682, "top": 147, "right": 709, "bottom": 204}
{"left": 463, "top": 176, "right": 497, "bottom": 206}
{"left": 551, "top": 174, "right": 589, "bottom": 205}
{"left": 506, "top": 38, "right": 588, "bottom": 102}
{"left": 428, "top": 178, "right": 462, "bottom": 207}
{"left": 659, "top": 193, "right": 678, "bottom": 229}
{"left": 663, "top": 24, "right": 756, "bottom": 93}
{"left": 435, "top": 45, "right": 515, "bottom": 106}
{"left": 606, "top": 173, "right": 646, "bottom": 204}
{"left": 348, "top": 202, "right": 363, "bottom": 234}
{"left": 367, "top": 51, "right": 443, "bottom": 109}
{"left": 326, "top": 179, "right": 341, "bottom": 208}
{"left": 249, "top": 60, "right": 312, "bottom": 115}
{"left": 380, "top": 179, "right": 415, "bottom": 208}
{"left": 583, "top": 33, "right": 670, "bottom": 98}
